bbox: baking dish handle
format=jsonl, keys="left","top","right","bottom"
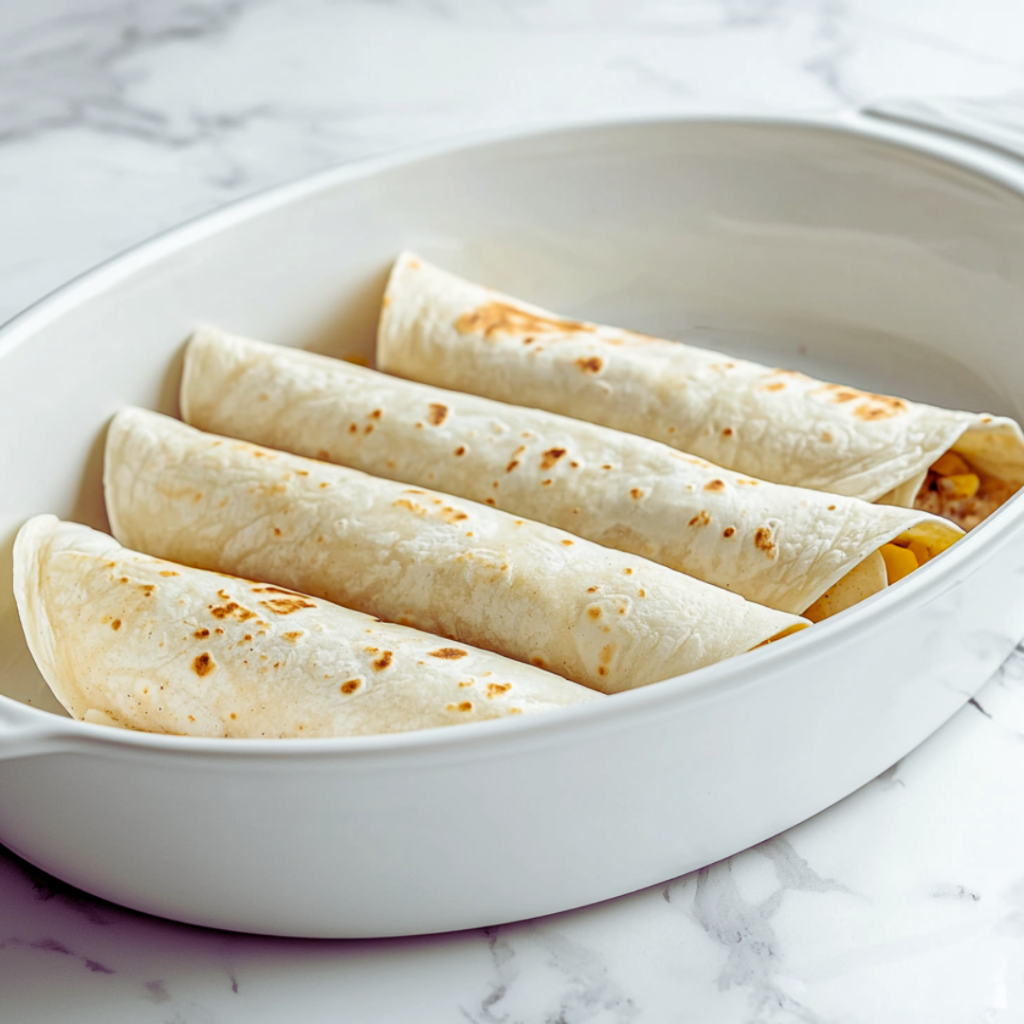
{"left": 0, "top": 697, "right": 77, "bottom": 761}
{"left": 862, "top": 94, "right": 1024, "bottom": 163}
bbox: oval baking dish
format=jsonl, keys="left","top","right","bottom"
{"left": 2, "top": 113, "right": 1024, "bottom": 938}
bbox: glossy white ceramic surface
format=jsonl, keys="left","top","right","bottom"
{"left": 3, "top": 115, "right": 1024, "bottom": 937}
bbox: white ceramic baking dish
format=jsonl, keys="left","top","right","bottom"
{"left": 2, "top": 111, "right": 1024, "bottom": 938}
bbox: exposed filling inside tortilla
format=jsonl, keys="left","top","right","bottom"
{"left": 801, "top": 520, "right": 956, "bottom": 622}
{"left": 913, "top": 450, "right": 1020, "bottom": 530}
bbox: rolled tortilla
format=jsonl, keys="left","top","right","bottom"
{"left": 104, "top": 409, "right": 809, "bottom": 694}
{"left": 13, "top": 516, "right": 598, "bottom": 737}
{"left": 180, "top": 327, "right": 962, "bottom": 616}
{"left": 377, "top": 253, "right": 1024, "bottom": 526}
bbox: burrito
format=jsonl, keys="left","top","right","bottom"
{"left": 180, "top": 327, "right": 962, "bottom": 618}
{"left": 13, "top": 516, "right": 598, "bottom": 736}
{"left": 103, "top": 409, "right": 809, "bottom": 694}
{"left": 377, "top": 253, "right": 1024, "bottom": 529}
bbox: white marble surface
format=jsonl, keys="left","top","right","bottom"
{"left": 5, "top": 1, "right": 1024, "bottom": 1020}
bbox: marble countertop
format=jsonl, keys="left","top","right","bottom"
{"left": 5, "top": 1, "right": 1024, "bottom": 1020}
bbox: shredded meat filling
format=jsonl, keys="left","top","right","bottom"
{"left": 914, "top": 453, "right": 1018, "bottom": 530}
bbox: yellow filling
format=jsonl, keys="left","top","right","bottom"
{"left": 879, "top": 543, "right": 917, "bottom": 584}
{"left": 914, "top": 451, "right": 1018, "bottom": 530}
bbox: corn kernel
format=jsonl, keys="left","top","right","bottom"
{"left": 907, "top": 540, "right": 931, "bottom": 565}
{"left": 937, "top": 473, "right": 980, "bottom": 500}
{"left": 880, "top": 543, "right": 918, "bottom": 584}
{"left": 930, "top": 451, "right": 972, "bottom": 476}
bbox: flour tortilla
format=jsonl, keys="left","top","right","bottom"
{"left": 180, "top": 327, "right": 961, "bottom": 616}
{"left": 13, "top": 516, "right": 598, "bottom": 736}
{"left": 103, "top": 409, "right": 808, "bottom": 694}
{"left": 377, "top": 253, "right": 1024, "bottom": 507}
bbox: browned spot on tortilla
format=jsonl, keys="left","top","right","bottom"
{"left": 821, "top": 431, "right": 834, "bottom": 443}
{"left": 456, "top": 301, "right": 592, "bottom": 338}
{"left": 854, "top": 401, "right": 906, "bottom": 421}
{"left": 540, "top": 447, "right": 566, "bottom": 470}
{"left": 439, "top": 506, "right": 469, "bottom": 523}
{"left": 723, "top": 526, "right": 736, "bottom": 538}
{"left": 737, "top": 479, "right": 759, "bottom": 486}
{"left": 602, "top": 464, "right": 613, "bottom": 471}
{"left": 754, "top": 526, "right": 777, "bottom": 557}
{"left": 259, "top": 597, "right": 315, "bottom": 615}
{"left": 159, "top": 570, "right": 178, "bottom": 577}
{"left": 570, "top": 461, "right": 579, "bottom": 468}
{"left": 588, "top": 606, "right": 602, "bottom": 619}
{"left": 828, "top": 504, "right": 836, "bottom": 511}
{"left": 688, "top": 510, "right": 711, "bottom": 527}
{"left": 561, "top": 539, "right": 574, "bottom": 546}
{"left": 340, "top": 679, "right": 361, "bottom": 694}
{"left": 814, "top": 383, "right": 907, "bottom": 419}
{"left": 369, "top": 409, "right": 382, "bottom": 419}
{"left": 542, "top": 478, "right": 552, "bottom": 486}
{"left": 283, "top": 631, "right": 303, "bottom": 642}
{"left": 194, "top": 628, "right": 209, "bottom": 639}
{"left": 394, "top": 498, "right": 425, "bottom": 514}
{"left": 429, "top": 647, "right": 468, "bottom": 660}
{"left": 317, "top": 449, "right": 330, "bottom": 461}
{"left": 762, "top": 381, "right": 786, "bottom": 392}
{"left": 210, "top": 601, "right": 257, "bottom": 621}
{"left": 600, "top": 643, "right": 616, "bottom": 664}
{"left": 587, "top": 586, "right": 598, "bottom": 593}
{"left": 458, "top": 680, "right": 473, "bottom": 688}
{"left": 638, "top": 589, "right": 645, "bottom": 597}
{"left": 372, "top": 651, "right": 393, "bottom": 671}
{"left": 111, "top": 619, "right": 121, "bottom": 630}
{"left": 485, "top": 497, "right": 496, "bottom": 505}
{"left": 506, "top": 459, "right": 519, "bottom": 473}
{"left": 215, "top": 628, "right": 223, "bottom": 634}
{"left": 523, "top": 336, "right": 534, "bottom": 345}
{"left": 364, "top": 423, "right": 375, "bottom": 434}
{"left": 597, "top": 667, "right": 608, "bottom": 677}
{"left": 630, "top": 488, "right": 644, "bottom": 500}
{"left": 348, "top": 423, "right": 358, "bottom": 434}
{"left": 427, "top": 403, "right": 448, "bottom": 426}
{"left": 704, "top": 479, "right": 725, "bottom": 492}
{"left": 193, "top": 653, "right": 214, "bottom": 677}
{"left": 273, "top": 527, "right": 282, "bottom": 536}
{"left": 407, "top": 258, "right": 420, "bottom": 269}
{"left": 487, "top": 682, "right": 512, "bottom": 698}
{"left": 455, "top": 446, "right": 465, "bottom": 456}
{"left": 722, "top": 427, "right": 733, "bottom": 436}
{"left": 530, "top": 657, "right": 546, "bottom": 668}
{"left": 576, "top": 356, "right": 603, "bottom": 374}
